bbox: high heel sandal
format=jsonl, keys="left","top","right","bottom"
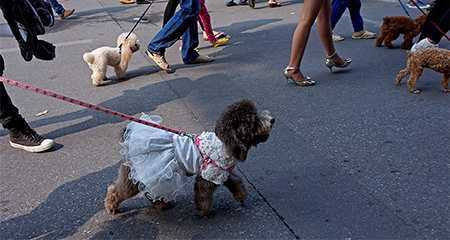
{"left": 283, "top": 67, "right": 315, "bottom": 86}
{"left": 325, "top": 51, "right": 352, "bottom": 73}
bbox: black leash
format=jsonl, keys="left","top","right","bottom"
{"left": 118, "top": 0, "right": 155, "bottom": 50}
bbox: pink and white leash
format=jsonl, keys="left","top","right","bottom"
{"left": 0, "top": 76, "right": 184, "bottom": 135}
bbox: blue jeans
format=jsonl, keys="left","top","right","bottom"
{"left": 148, "top": 0, "right": 200, "bottom": 63}
{"left": 45, "top": 0, "right": 65, "bottom": 16}
{"left": 331, "top": 0, "right": 364, "bottom": 32}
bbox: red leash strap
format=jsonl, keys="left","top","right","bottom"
{"left": 0, "top": 76, "right": 184, "bottom": 135}
{"left": 410, "top": 1, "right": 450, "bottom": 42}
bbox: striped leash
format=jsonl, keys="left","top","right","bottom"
{"left": 0, "top": 76, "right": 185, "bottom": 135}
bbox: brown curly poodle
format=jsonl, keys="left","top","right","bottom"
{"left": 104, "top": 99, "right": 275, "bottom": 216}
{"left": 396, "top": 48, "right": 450, "bottom": 94}
{"left": 375, "top": 14, "right": 427, "bottom": 49}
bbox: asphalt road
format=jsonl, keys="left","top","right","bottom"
{"left": 0, "top": 0, "right": 448, "bottom": 239}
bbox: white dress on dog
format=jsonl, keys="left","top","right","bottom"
{"left": 120, "top": 113, "right": 237, "bottom": 202}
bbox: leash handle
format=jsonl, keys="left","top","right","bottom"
{"left": 0, "top": 76, "right": 184, "bottom": 135}
{"left": 409, "top": 0, "right": 450, "bottom": 42}
{"left": 118, "top": 0, "right": 155, "bottom": 49}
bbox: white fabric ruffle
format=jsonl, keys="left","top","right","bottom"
{"left": 120, "top": 114, "right": 202, "bottom": 202}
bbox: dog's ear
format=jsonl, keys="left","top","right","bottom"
{"left": 215, "top": 99, "right": 257, "bottom": 162}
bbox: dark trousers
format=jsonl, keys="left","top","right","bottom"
{"left": 0, "top": 54, "right": 27, "bottom": 131}
{"left": 418, "top": 0, "right": 449, "bottom": 43}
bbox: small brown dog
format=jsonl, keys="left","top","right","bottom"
{"left": 83, "top": 33, "right": 140, "bottom": 86}
{"left": 105, "top": 99, "right": 275, "bottom": 216}
{"left": 376, "top": 14, "right": 427, "bottom": 49}
{"left": 396, "top": 48, "right": 450, "bottom": 94}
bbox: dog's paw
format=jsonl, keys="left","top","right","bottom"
{"left": 237, "top": 200, "right": 246, "bottom": 207}
{"left": 104, "top": 201, "right": 118, "bottom": 215}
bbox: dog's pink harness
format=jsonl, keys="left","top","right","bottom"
{"left": 195, "top": 135, "right": 235, "bottom": 172}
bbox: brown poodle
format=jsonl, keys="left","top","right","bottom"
{"left": 396, "top": 48, "right": 450, "bottom": 94}
{"left": 375, "top": 14, "right": 427, "bottom": 49}
{"left": 83, "top": 33, "right": 140, "bottom": 86}
{"left": 104, "top": 99, "right": 275, "bottom": 216}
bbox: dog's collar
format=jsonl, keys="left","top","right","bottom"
{"left": 195, "top": 134, "right": 235, "bottom": 172}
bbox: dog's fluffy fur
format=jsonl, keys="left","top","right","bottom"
{"left": 375, "top": 14, "right": 427, "bottom": 49}
{"left": 104, "top": 99, "right": 275, "bottom": 216}
{"left": 396, "top": 48, "right": 450, "bottom": 94}
{"left": 83, "top": 33, "right": 140, "bottom": 86}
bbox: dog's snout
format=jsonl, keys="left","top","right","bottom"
{"left": 270, "top": 118, "right": 275, "bottom": 125}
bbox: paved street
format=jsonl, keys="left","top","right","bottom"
{"left": 0, "top": 0, "right": 448, "bottom": 239}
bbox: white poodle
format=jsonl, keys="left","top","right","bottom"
{"left": 83, "top": 33, "right": 140, "bottom": 86}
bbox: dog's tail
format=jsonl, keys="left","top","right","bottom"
{"left": 83, "top": 52, "right": 95, "bottom": 64}
{"left": 382, "top": 16, "right": 390, "bottom": 25}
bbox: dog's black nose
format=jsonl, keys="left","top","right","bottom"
{"left": 270, "top": 118, "right": 275, "bottom": 124}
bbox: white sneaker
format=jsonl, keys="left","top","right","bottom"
{"left": 410, "top": 38, "right": 438, "bottom": 52}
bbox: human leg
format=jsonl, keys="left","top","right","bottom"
{"left": 163, "top": 0, "right": 180, "bottom": 27}
{"left": 198, "top": 0, "right": 229, "bottom": 47}
{"left": 330, "top": 0, "right": 349, "bottom": 30}
{"left": 286, "top": 0, "right": 325, "bottom": 81}
{"left": 417, "top": 0, "right": 449, "bottom": 41}
{"left": 317, "top": 1, "right": 352, "bottom": 71}
{"left": 347, "top": 0, "right": 364, "bottom": 33}
{"left": 45, "top": 0, "right": 65, "bottom": 16}
{"left": 428, "top": 10, "right": 449, "bottom": 44}
{"left": 147, "top": 0, "right": 201, "bottom": 66}
{"left": 0, "top": 66, "right": 54, "bottom": 152}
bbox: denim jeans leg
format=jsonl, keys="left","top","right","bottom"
{"left": 45, "top": 0, "right": 65, "bottom": 16}
{"left": 147, "top": 0, "right": 200, "bottom": 59}
{"left": 181, "top": 20, "right": 199, "bottom": 63}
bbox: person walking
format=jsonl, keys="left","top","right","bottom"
{"left": 146, "top": 0, "right": 213, "bottom": 72}
{"left": 284, "top": 0, "right": 351, "bottom": 86}
{"left": 45, "top": 0, "right": 75, "bottom": 19}
{"left": 330, "top": 0, "right": 376, "bottom": 41}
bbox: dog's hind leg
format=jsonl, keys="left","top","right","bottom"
{"left": 194, "top": 176, "right": 219, "bottom": 216}
{"left": 396, "top": 67, "right": 410, "bottom": 85}
{"left": 441, "top": 74, "right": 450, "bottom": 92}
{"left": 91, "top": 62, "right": 107, "bottom": 86}
{"left": 223, "top": 169, "right": 248, "bottom": 206}
{"left": 105, "top": 163, "right": 139, "bottom": 214}
{"left": 375, "top": 31, "right": 387, "bottom": 47}
{"left": 407, "top": 66, "right": 423, "bottom": 94}
{"left": 401, "top": 34, "right": 414, "bottom": 49}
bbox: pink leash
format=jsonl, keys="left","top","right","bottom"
{"left": 0, "top": 76, "right": 184, "bottom": 135}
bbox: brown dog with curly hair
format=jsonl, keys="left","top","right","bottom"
{"left": 104, "top": 99, "right": 274, "bottom": 216}
{"left": 396, "top": 48, "right": 450, "bottom": 94}
{"left": 375, "top": 14, "right": 427, "bottom": 49}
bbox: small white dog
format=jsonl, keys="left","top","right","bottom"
{"left": 83, "top": 33, "right": 140, "bottom": 86}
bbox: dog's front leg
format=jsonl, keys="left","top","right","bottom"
{"left": 441, "top": 74, "right": 450, "bottom": 93}
{"left": 224, "top": 169, "right": 248, "bottom": 206}
{"left": 194, "top": 176, "right": 219, "bottom": 216}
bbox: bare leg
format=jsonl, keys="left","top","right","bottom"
{"left": 287, "top": 0, "right": 345, "bottom": 82}
{"left": 317, "top": 0, "right": 346, "bottom": 64}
